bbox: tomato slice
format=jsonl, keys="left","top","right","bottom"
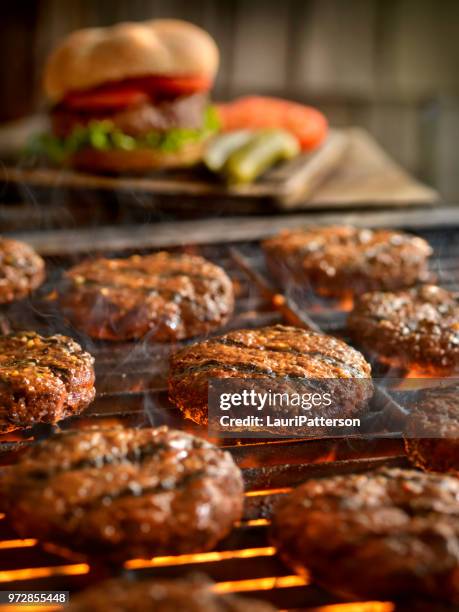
{"left": 216, "top": 96, "right": 328, "bottom": 151}
{"left": 63, "top": 88, "right": 148, "bottom": 111}
{"left": 62, "top": 75, "right": 212, "bottom": 111}
{"left": 137, "top": 75, "right": 212, "bottom": 96}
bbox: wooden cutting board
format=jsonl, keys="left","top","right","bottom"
{"left": 1, "top": 126, "right": 438, "bottom": 210}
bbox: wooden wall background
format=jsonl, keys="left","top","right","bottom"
{"left": 1, "top": 0, "right": 459, "bottom": 200}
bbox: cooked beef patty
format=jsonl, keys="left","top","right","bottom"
{"left": 52, "top": 93, "right": 208, "bottom": 138}
{"left": 271, "top": 467, "right": 459, "bottom": 603}
{"left": 60, "top": 251, "right": 234, "bottom": 341}
{"left": 169, "top": 325, "right": 372, "bottom": 425}
{"left": 348, "top": 285, "right": 459, "bottom": 372}
{"left": 263, "top": 226, "right": 432, "bottom": 300}
{"left": 1, "top": 427, "right": 243, "bottom": 561}
{"left": 405, "top": 384, "right": 459, "bottom": 474}
{"left": 0, "top": 237, "right": 45, "bottom": 303}
{"left": 0, "top": 331, "right": 95, "bottom": 433}
{"left": 67, "top": 576, "right": 276, "bottom": 611}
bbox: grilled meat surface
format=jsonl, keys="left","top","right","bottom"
{"left": 0, "top": 331, "right": 95, "bottom": 433}
{"left": 60, "top": 251, "right": 234, "bottom": 341}
{"left": 169, "top": 324, "right": 372, "bottom": 425}
{"left": 405, "top": 383, "right": 459, "bottom": 474}
{"left": 348, "top": 284, "right": 459, "bottom": 372}
{"left": 0, "top": 238, "right": 45, "bottom": 304}
{"left": 263, "top": 226, "right": 432, "bottom": 299}
{"left": 271, "top": 467, "right": 459, "bottom": 603}
{"left": 1, "top": 427, "right": 244, "bottom": 561}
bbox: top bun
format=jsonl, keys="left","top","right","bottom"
{"left": 44, "top": 19, "right": 220, "bottom": 102}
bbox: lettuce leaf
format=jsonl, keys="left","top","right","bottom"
{"left": 28, "top": 106, "right": 220, "bottom": 164}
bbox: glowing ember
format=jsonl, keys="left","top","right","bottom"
{"left": 311, "top": 603, "right": 394, "bottom": 612}
{"left": 392, "top": 367, "right": 448, "bottom": 391}
{"left": 0, "top": 563, "right": 90, "bottom": 583}
{"left": 124, "top": 547, "right": 276, "bottom": 570}
{"left": 0, "top": 539, "right": 37, "bottom": 550}
{"left": 212, "top": 574, "right": 309, "bottom": 593}
{"left": 314, "top": 448, "right": 337, "bottom": 463}
{"left": 304, "top": 294, "right": 354, "bottom": 313}
{"left": 236, "top": 518, "right": 270, "bottom": 527}
{"left": 337, "top": 296, "right": 354, "bottom": 311}
{"left": 245, "top": 487, "right": 292, "bottom": 497}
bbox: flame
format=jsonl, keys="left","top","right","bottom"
{"left": 392, "top": 365, "right": 449, "bottom": 391}
{"left": 0, "top": 539, "right": 37, "bottom": 549}
{"left": 303, "top": 294, "right": 354, "bottom": 313}
{"left": 314, "top": 448, "right": 337, "bottom": 463}
{"left": 0, "top": 563, "right": 90, "bottom": 583}
{"left": 212, "top": 573, "right": 309, "bottom": 594}
{"left": 236, "top": 518, "right": 270, "bottom": 527}
{"left": 0, "top": 514, "right": 4, "bottom": 520}
{"left": 311, "top": 604, "right": 394, "bottom": 612}
{"left": 124, "top": 546, "right": 276, "bottom": 570}
{"left": 245, "top": 487, "right": 292, "bottom": 497}
{"left": 338, "top": 296, "right": 354, "bottom": 311}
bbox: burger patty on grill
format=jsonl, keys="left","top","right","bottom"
{"left": 59, "top": 251, "right": 234, "bottom": 341}
{"left": 52, "top": 93, "right": 208, "bottom": 138}
{"left": 67, "top": 576, "right": 276, "bottom": 612}
{"left": 271, "top": 467, "right": 459, "bottom": 603}
{"left": 0, "top": 238, "right": 45, "bottom": 304}
{"left": 348, "top": 284, "right": 459, "bottom": 372}
{"left": 0, "top": 427, "right": 244, "bottom": 561}
{"left": 405, "top": 384, "right": 459, "bottom": 474}
{"left": 263, "top": 226, "right": 432, "bottom": 300}
{"left": 169, "top": 325, "right": 373, "bottom": 425}
{"left": 0, "top": 331, "right": 95, "bottom": 433}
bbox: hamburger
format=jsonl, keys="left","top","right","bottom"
{"left": 38, "top": 19, "right": 220, "bottom": 172}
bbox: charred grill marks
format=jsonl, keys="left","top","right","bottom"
{"left": 169, "top": 325, "right": 372, "bottom": 425}
{"left": 2, "top": 428, "right": 244, "bottom": 560}
{"left": 209, "top": 336, "right": 365, "bottom": 376}
{"left": 60, "top": 251, "right": 234, "bottom": 341}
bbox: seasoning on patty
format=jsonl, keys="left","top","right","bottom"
{"left": 271, "top": 468, "right": 459, "bottom": 603}
{"left": 66, "top": 576, "right": 276, "bottom": 611}
{"left": 348, "top": 284, "right": 459, "bottom": 373}
{"left": 169, "top": 324, "right": 372, "bottom": 425}
{"left": 263, "top": 226, "right": 431, "bottom": 300}
{"left": 1, "top": 427, "right": 244, "bottom": 561}
{"left": 405, "top": 383, "right": 459, "bottom": 474}
{"left": 59, "top": 251, "right": 234, "bottom": 341}
{"left": 0, "top": 237, "right": 45, "bottom": 303}
{"left": 0, "top": 331, "right": 95, "bottom": 433}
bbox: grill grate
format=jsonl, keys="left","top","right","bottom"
{"left": 0, "top": 227, "right": 457, "bottom": 611}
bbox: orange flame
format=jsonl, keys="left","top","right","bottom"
{"left": 213, "top": 573, "right": 309, "bottom": 594}
{"left": 235, "top": 518, "right": 270, "bottom": 527}
{"left": 311, "top": 603, "right": 394, "bottom": 612}
{"left": 0, "top": 539, "right": 37, "bottom": 550}
{"left": 245, "top": 487, "right": 292, "bottom": 497}
{"left": 0, "top": 563, "right": 89, "bottom": 583}
{"left": 124, "top": 546, "right": 276, "bottom": 570}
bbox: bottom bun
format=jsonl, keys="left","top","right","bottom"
{"left": 70, "top": 140, "right": 206, "bottom": 174}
